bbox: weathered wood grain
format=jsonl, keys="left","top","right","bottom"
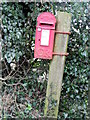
{"left": 44, "top": 12, "right": 71, "bottom": 118}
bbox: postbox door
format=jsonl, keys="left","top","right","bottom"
{"left": 34, "top": 12, "right": 56, "bottom": 59}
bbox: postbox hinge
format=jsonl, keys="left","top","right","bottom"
{"left": 52, "top": 52, "right": 69, "bottom": 56}
{"left": 55, "top": 31, "right": 71, "bottom": 35}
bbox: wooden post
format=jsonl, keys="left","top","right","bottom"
{"left": 44, "top": 12, "right": 71, "bottom": 118}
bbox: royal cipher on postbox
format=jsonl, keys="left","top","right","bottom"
{"left": 34, "top": 12, "right": 56, "bottom": 59}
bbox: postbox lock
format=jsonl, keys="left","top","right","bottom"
{"left": 38, "top": 28, "right": 41, "bottom": 31}
{"left": 34, "top": 12, "right": 71, "bottom": 59}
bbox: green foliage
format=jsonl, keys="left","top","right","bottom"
{"left": 2, "top": 3, "right": 26, "bottom": 63}
{"left": 2, "top": 2, "right": 89, "bottom": 119}
{"left": 2, "top": 2, "right": 52, "bottom": 63}
{"left": 56, "top": 2, "right": 89, "bottom": 119}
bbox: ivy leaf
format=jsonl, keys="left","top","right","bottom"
{"left": 27, "top": 104, "right": 32, "bottom": 111}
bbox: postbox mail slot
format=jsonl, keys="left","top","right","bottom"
{"left": 40, "top": 22, "right": 54, "bottom": 27}
{"left": 40, "top": 23, "right": 54, "bottom": 27}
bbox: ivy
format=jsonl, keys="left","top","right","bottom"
{"left": 2, "top": 2, "right": 89, "bottom": 119}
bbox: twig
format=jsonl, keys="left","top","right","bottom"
{"left": 3, "top": 60, "right": 9, "bottom": 74}
{"left": 0, "top": 58, "right": 26, "bottom": 81}
{"left": 2, "top": 82, "right": 27, "bottom": 91}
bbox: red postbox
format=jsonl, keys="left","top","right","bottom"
{"left": 34, "top": 12, "right": 56, "bottom": 59}
{"left": 34, "top": 12, "right": 71, "bottom": 59}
